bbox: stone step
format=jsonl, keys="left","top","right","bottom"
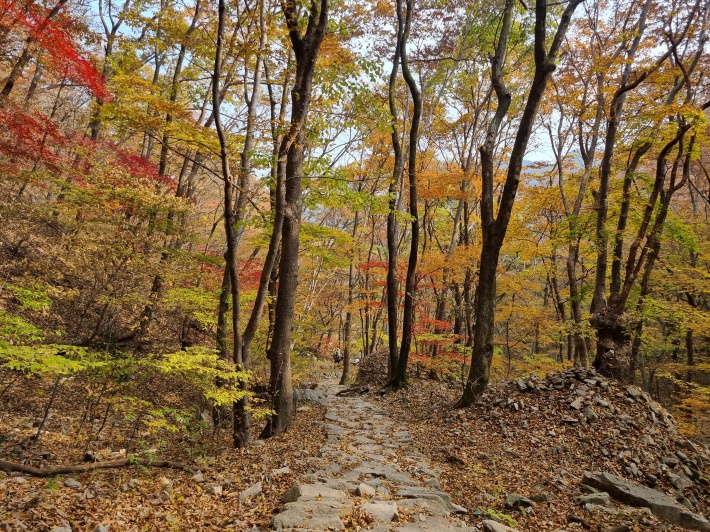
{"left": 272, "top": 380, "right": 465, "bottom": 531}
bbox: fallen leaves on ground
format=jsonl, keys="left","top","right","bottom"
{"left": 0, "top": 368, "right": 327, "bottom": 531}
{"left": 372, "top": 368, "right": 710, "bottom": 531}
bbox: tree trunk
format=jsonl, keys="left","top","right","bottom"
{"left": 231, "top": 0, "right": 268, "bottom": 449}
{"left": 459, "top": 238, "right": 499, "bottom": 401}
{"left": 385, "top": 4, "right": 405, "bottom": 379}
{"left": 591, "top": 308, "right": 633, "bottom": 381}
{"left": 261, "top": 0, "right": 328, "bottom": 438}
{"left": 566, "top": 249, "right": 588, "bottom": 367}
{"left": 458, "top": 0, "right": 581, "bottom": 406}
{"left": 686, "top": 329, "right": 694, "bottom": 366}
{"left": 340, "top": 211, "right": 359, "bottom": 384}
{"left": 216, "top": 261, "right": 230, "bottom": 360}
{"left": 390, "top": 0, "right": 422, "bottom": 390}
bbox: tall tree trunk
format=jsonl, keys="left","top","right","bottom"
{"left": 361, "top": 215, "right": 376, "bottom": 358}
{"left": 340, "top": 211, "right": 359, "bottom": 384}
{"left": 386, "top": 5, "right": 405, "bottom": 378}
{"left": 214, "top": 0, "right": 276, "bottom": 447}
{"left": 686, "top": 329, "right": 694, "bottom": 366}
{"left": 232, "top": 0, "right": 267, "bottom": 449}
{"left": 213, "top": 0, "right": 241, "bottom": 369}
{"left": 389, "top": 0, "right": 422, "bottom": 390}
{"left": 216, "top": 263, "right": 230, "bottom": 360}
{"left": 261, "top": 0, "right": 329, "bottom": 438}
{"left": 458, "top": 0, "right": 581, "bottom": 406}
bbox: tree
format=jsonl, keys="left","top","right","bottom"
{"left": 589, "top": 0, "right": 708, "bottom": 382}
{"left": 261, "top": 0, "right": 329, "bottom": 438}
{"left": 457, "top": 0, "right": 582, "bottom": 406}
{"left": 387, "top": 0, "right": 422, "bottom": 390}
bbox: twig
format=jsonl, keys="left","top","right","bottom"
{"left": 31, "top": 376, "right": 63, "bottom": 445}
{"left": 0, "top": 374, "right": 21, "bottom": 401}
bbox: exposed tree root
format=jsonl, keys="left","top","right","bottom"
{"left": 0, "top": 457, "right": 200, "bottom": 477}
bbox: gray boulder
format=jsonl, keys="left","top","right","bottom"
{"left": 293, "top": 388, "right": 326, "bottom": 406}
{"left": 396, "top": 486, "right": 451, "bottom": 507}
{"left": 396, "top": 498, "right": 450, "bottom": 517}
{"left": 64, "top": 478, "right": 81, "bottom": 489}
{"left": 483, "top": 520, "right": 519, "bottom": 532}
{"left": 282, "top": 483, "right": 347, "bottom": 503}
{"left": 273, "top": 508, "right": 344, "bottom": 531}
{"left": 667, "top": 472, "right": 693, "bottom": 490}
{"left": 356, "top": 482, "right": 376, "bottom": 497}
{"left": 582, "top": 471, "right": 710, "bottom": 530}
{"left": 578, "top": 492, "right": 610, "bottom": 505}
{"left": 239, "top": 481, "right": 262, "bottom": 501}
{"left": 361, "top": 502, "right": 398, "bottom": 522}
{"left": 283, "top": 499, "right": 352, "bottom": 518}
{"left": 505, "top": 493, "right": 534, "bottom": 509}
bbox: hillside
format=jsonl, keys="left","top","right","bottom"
{"left": 382, "top": 368, "right": 710, "bottom": 531}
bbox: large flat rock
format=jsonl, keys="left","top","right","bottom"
{"left": 482, "top": 520, "right": 519, "bottom": 532}
{"left": 395, "top": 497, "right": 450, "bottom": 517}
{"left": 396, "top": 486, "right": 452, "bottom": 507}
{"left": 282, "top": 483, "right": 348, "bottom": 504}
{"left": 360, "top": 501, "right": 398, "bottom": 522}
{"left": 283, "top": 498, "right": 353, "bottom": 518}
{"left": 272, "top": 508, "right": 344, "bottom": 531}
{"left": 582, "top": 471, "right": 710, "bottom": 531}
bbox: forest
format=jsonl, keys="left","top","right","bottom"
{"left": 0, "top": 0, "right": 709, "bottom": 529}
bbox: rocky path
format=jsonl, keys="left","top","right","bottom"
{"left": 272, "top": 381, "right": 484, "bottom": 531}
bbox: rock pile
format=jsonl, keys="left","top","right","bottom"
{"left": 354, "top": 349, "right": 389, "bottom": 386}
{"left": 430, "top": 366, "right": 710, "bottom": 530}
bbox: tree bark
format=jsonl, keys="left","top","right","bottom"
{"left": 0, "top": 458, "right": 198, "bottom": 476}
{"left": 340, "top": 211, "right": 359, "bottom": 384}
{"left": 231, "top": 0, "right": 268, "bottom": 449}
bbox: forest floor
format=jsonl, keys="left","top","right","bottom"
{"left": 0, "top": 368, "right": 329, "bottom": 531}
{"left": 378, "top": 369, "right": 710, "bottom": 531}
{"left": 1, "top": 364, "right": 709, "bottom": 531}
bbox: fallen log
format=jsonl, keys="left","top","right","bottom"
{"left": 0, "top": 457, "right": 200, "bottom": 477}
{"left": 335, "top": 385, "right": 369, "bottom": 397}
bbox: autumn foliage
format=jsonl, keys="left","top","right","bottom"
{"left": 0, "top": 0, "right": 708, "bottom": 453}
